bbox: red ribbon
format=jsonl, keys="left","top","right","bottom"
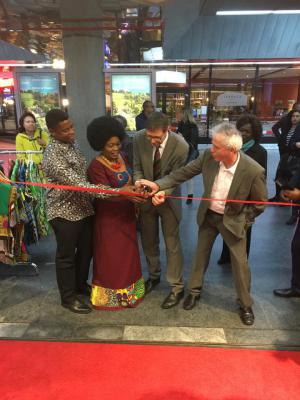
{"left": 1, "top": 177, "right": 300, "bottom": 207}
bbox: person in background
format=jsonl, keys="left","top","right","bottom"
{"left": 270, "top": 102, "right": 300, "bottom": 202}
{"left": 16, "top": 111, "right": 49, "bottom": 164}
{"left": 274, "top": 109, "right": 300, "bottom": 225}
{"left": 135, "top": 100, "right": 155, "bottom": 131}
{"left": 218, "top": 114, "right": 267, "bottom": 265}
{"left": 175, "top": 107, "right": 199, "bottom": 204}
{"left": 273, "top": 166, "right": 300, "bottom": 298}
{"left": 114, "top": 115, "right": 134, "bottom": 166}
{"left": 42, "top": 109, "right": 139, "bottom": 314}
{"left": 87, "top": 116, "right": 145, "bottom": 310}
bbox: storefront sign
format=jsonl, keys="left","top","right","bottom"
{"left": 0, "top": 70, "right": 14, "bottom": 88}
{"left": 156, "top": 70, "right": 186, "bottom": 84}
{"left": 217, "top": 92, "right": 248, "bottom": 107}
{"left": 0, "top": 77, "right": 14, "bottom": 88}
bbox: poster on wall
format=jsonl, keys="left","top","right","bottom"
{"left": 111, "top": 73, "right": 152, "bottom": 130}
{"left": 18, "top": 72, "right": 60, "bottom": 130}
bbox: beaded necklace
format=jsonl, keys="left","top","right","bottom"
{"left": 100, "top": 154, "right": 123, "bottom": 171}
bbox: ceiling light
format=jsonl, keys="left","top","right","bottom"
{"left": 109, "top": 60, "right": 300, "bottom": 67}
{"left": 216, "top": 10, "right": 300, "bottom": 16}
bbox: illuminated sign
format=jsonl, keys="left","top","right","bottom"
{"left": 217, "top": 92, "right": 248, "bottom": 107}
{"left": 0, "top": 77, "right": 14, "bottom": 87}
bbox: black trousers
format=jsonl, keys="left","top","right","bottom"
{"left": 220, "top": 227, "right": 252, "bottom": 262}
{"left": 50, "top": 216, "right": 93, "bottom": 303}
{"left": 291, "top": 219, "right": 300, "bottom": 290}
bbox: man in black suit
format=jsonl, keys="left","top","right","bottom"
{"left": 274, "top": 166, "right": 300, "bottom": 298}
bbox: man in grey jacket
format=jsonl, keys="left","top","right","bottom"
{"left": 136, "top": 122, "right": 267, "bottom": 325}
{"left": 133, "top": 112, "right": 189, "bottom": 309}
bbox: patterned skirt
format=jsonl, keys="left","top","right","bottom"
{"left": 90, "top": 277, "right": 145, "bottom": 310}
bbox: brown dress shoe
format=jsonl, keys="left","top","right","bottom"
{"left": 183, "top": 294, "right": 201, "bottom": 310}
{"left": 239, "top": 307, "right": 254, "bottom": 325}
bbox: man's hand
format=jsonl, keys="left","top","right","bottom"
{"left": 152, "top": 191, "right": 166, "bottom": 206}
{"left": 282, "top": 188, "right": 300, "bottom": 202}
{"left": 135, "top": 179, "right": 159, "bottom": 195}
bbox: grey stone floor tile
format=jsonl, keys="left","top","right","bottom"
{"left": 0, "top": 323, "right": 29, "bottom": 338}
{"left": 71, "top": 325, "right": 124, "bottom": 340}
{"left": 22, "top": 323, "right": 74, "bottom": 340}
{"left": 123, "top": 325, "right": 227, "bottom": 343}
{"left": 224, "top": 329, "right": 300, "bottom": 347}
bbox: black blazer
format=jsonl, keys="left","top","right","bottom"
{"left": 272, "top": 112, "right": 293, "bottom": 155}
{"left": 177, "top": 121, "right": 199, "bottom": 148}
{"left": 289, "top": 124, "right": 300, "bottom": 157}
{"left": 245, "top": 143, "right": 268, "bottom": 176}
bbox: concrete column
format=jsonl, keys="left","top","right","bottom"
{"left": 60, "top": 0, "right": 105, "bottom": 159}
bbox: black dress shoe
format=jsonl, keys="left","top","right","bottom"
{"left": 183, "top": 294, "right": 200, "bottom": 310}
{"left": 144, "top": 278, "right": 160, "bottom": 294}
{"left": 273, "top": 288, "right": 300, "bottom": 298}
{"left": 239, "top": 307, "right": 254, "bottom": 325}
{"left": 186, "top": 194, "right": 193, "bottom": 205}
{"left": 61, "top": 299, "right": 92, "bottom": 314}
{"left": 217, "top": 257, "right": 230, "bottom": 265}
{"left": 161, "top": 291, "right": 184, "bottom": 309}
{"left": 77, "top": 284, "right": 92, "bottom": 297}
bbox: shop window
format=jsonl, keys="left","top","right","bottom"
{"left": 256, "top": 66, "right": 300, "bottom": 136}
{"left": 191, "top": 66, "right": 210, "bottom": 137}
{"left": 210, "top": 65, "right": 256, "bottom": 130}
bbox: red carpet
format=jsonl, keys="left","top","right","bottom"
{"left": 0, "top": 340, "right": 299, "bottom": 400}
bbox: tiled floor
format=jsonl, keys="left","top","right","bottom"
{"left": 0, "top": 144, "right": 299, "bottom": 348}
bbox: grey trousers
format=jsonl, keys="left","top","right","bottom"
{"left": 188, "top": 211, "right": 253, "bottom": 308}
{"left": 140, "top": 203, "right": 184, "bottom": 293}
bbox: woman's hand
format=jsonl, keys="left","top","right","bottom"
{"left": 123, "top": 185, "right": 147, "bottom": 204}
{"left": 37, "top": 138, "right": 47, "bottom": 147}
{"left": 295, "top": 142, "right": 300, "bottom": 149}
{"left": 135, "top": 179, "right": 159, "bottom": 195}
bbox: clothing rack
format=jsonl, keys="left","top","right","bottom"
{"left": 0, "top": 152, "right": 42, "bottom": 276}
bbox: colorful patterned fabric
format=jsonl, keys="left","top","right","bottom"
{"left": 91, "top": 277, "right": 145, "bottom": 309}
{"left": 0, "top": 182, "right": 10, "bottom": 215}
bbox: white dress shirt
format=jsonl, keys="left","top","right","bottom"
{"left": 209, "top": 153, "right": 240, "bottom": 214}
{"left": 152, "top": 132, "right": 169, "bottom": 160}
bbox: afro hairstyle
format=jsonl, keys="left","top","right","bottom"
{"left": 87, "top": 116, "right": 125, "bottom": 151}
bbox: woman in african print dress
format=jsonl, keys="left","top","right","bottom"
{"left": 87, "top": 116, "right": 145, "bottom": 310}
